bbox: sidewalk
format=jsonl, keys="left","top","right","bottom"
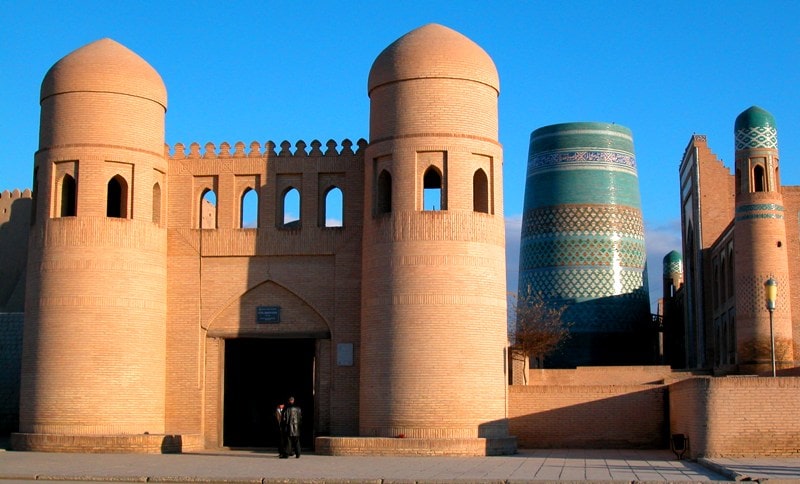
{"left": 4, "top": 447, "right": 800, "bottom": 483}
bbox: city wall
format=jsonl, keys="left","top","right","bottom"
{"left": 510, "top": 368, "right": 800, "bottom": 457}
{"left": 509, "top": 383, "right": 667, "bottom": 449}
{"left": 669, "top": 376, "right": 800, "bottom": 458}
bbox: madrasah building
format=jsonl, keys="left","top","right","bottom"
{"left": 1, "top": 24, "right": 800, "bottom": 458}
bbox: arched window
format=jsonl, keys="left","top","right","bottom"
{"left": 240, "top": 187, "right": 258, "bottom": 228}
{"left": 754, "top": 165, "right": 766, "bottom": 192}
{"left": 152, "top": 183, "right": 162, "bottom": 225}
{"left": 282, "top": 187, "right": 300, "bottom": 228}
{"left": 200, "top": 189, "right": 217, "bottom": 229}
{"left": 107, "top": 175, "right": 128, "bottom": 218}
{"left": 377, "top": 170, "right": 392, "bottom": 215}
{"left": 473, "top": 169, "right": 489, "bottom": 213}
{"left": 324, "top": 186, "right": 343, "bottom": 227}
{"left": 60, "top": 174, "right": 77, "bottom": 217}
{"left": 423, "top": 166, "right": 442, "bottom": 211}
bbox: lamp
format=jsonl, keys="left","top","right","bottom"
{"left": 764, "top": 278, "right": 777, "bottom": 377}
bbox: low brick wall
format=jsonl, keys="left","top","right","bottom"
{"left": 526, "top": 366, "right": 702, "bottom": 386}
{"left": 11, "top": 433, "right": 205, "bottom": 453}
{"left": 509, "top": 384, "right": 667, "bottom": 449}
{"left": 669, "top": 376, "right": 800, "bottom": 458}
{"left": 315, "top": 436, "right": 517, "bottom": 456}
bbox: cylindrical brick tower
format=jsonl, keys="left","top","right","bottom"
{"left": 360, "top": 24, "right": 511, "bottom": 447}
{"left": 733, "top": 106, "right": 794, "bottom": 374}
{"left": 519, "top": 122, "right": 651, "bottom": 367}
{"left": 16, "top": 39, "right": 169, "bottom": 450}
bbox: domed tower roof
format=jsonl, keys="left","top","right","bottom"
{"left": 663, "top": 250, "right": 683, "bottom": 275}
{"left": 41, "top": 38, "right": 167, "bottom": 109}
{"left": 367, "top": 23, "right": 499, "bottom": 96}
{"left": 735, "top": 105, "right": 777, "bottom": 150}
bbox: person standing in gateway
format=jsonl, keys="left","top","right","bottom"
{"left": 282, "top": 396, "right": 302, "bottom": 458}
{"left": 274, "top": 403, "right": 287, "bottom": 458}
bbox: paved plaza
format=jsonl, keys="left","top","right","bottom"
{"left": 2, "top": 447, "right": 800, "bottom": 483}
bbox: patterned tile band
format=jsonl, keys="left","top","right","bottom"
{"left": 530, "top": 150, "right": 637, "bottom": 173}
{"left": 734, "top": 202, "right": 785, "bottom": 222}
{"left": 663, "top": 252, "right": 682, "bottom": 275}
{"left": 735, "top": 203, "right": 784, "bottom": 213}
{"left": 735, "top": 126, "right": 778, "bottom": 150}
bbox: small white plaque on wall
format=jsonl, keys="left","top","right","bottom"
{"left": 337, "top": 343, "right": 353, "bottom": 366}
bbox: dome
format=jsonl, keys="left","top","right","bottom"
{"left": 41, "top": 38, "right": 167, "bottom": 109}
{"left": 734, "top": 106, "right": 777, "bottom": 150}
{"left": 735, "top": 106, "right": 776, "bottom": 132}
{"left": 367, "top": 24, "right": 499, "bottom": 96}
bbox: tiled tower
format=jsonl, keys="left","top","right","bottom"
{"left": 18, "top": 39, "right": 169, "bottom": 448}
{"left": 360, "top": 24, "right": 512, "bottom": 451}
{"left": 733, "top": 106, "right": 794, "bottom": 373}
{"left": 519, "top": 122, "right": 651, "bottom": 367}
{"left": 662, "top": 250, "right": 685, "bottom": 368}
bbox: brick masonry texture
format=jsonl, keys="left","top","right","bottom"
{"left": 5, "top": 27, "right": 800, "bottom": 459}
{"left": 10, "top": 24, "right": 511, "bottom": 454}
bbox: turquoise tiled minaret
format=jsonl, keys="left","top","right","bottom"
{"left": 733, "top": 106, "right": 794, "bottom": 373}
{"left": 518, "top": 122, "right": 652, "bottom": 367}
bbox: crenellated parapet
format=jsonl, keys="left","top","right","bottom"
{"left": 0, "top": 189, "right": 33, "bottom": 225}
{"left": 0, "top": 189, "right": 33, "bottom": 201}
{"left": 168, "top": 138, "right": 367, "bottom": 160}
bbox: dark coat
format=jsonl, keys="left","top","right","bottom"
{"left": 283, "top": 404, "right": 302, "bottom": 437}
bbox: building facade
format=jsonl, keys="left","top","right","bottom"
{"left": 674, "top": 106, "right": 800, "bottom": 374}
{"left": 11, "top": 24, "right": 515, "bottom": 454}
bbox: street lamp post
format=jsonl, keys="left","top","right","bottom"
{"left": 764, "top": 278, "right": 778, "bottom": 377}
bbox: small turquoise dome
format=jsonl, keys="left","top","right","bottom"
{"left": 735, "top": 106, "right": 776, "bottom": 131}
{"left": 663, "top": 251, "right": 682, "bottom": 275}
{"left": 735, "top": 106, "right": 777, "bottom": 150}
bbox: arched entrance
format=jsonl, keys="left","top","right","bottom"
{"left": 223, "top": 338, "right": 315, "bottom": 449}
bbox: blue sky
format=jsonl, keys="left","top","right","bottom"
{"left": 3, "top": 1, "right": 800, "bottom": 310}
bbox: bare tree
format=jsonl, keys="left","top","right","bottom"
{"left": 509, "top": 286, "right": 571, "bottom": 370}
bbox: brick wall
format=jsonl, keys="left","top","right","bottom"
{"left": 509, "top": 384, "right": 667, "bottom": 449}
{"left": 670, "top": 376, "right": 800, "bottom": 458}
{"left": 0, "top": 190, "right": 31, "bottom": 312}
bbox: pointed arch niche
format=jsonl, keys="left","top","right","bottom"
{"left": 54, "top": 160, "right": 78, "bottom": 218}
{"left": 323, "top": 186, "right": 343, "bottom": 227}
{"left": 423, "top": 166, "right": 443, "bottom": 211}
{"left": 473, "top": 168, "right": 489, "bottom": 213}
{"left": 193, "top": 176, "right": 218, "bottom": 229}
{"left": 106, "top": 175, "right": 129, "bottom": 218}
{"left": 417, "top": 151, "right": 446, "bottom": 211}
{"left": 376, "top": 169, "right": 392, "bottom": 216}
{"left": 235, "top": 175, "right": 260, "bottom": 229}
{"left": 206, "top": 279, "right": 331, "bottom": 339}
{"left": 240, "top": 188, "right": 258, "bottom": 228}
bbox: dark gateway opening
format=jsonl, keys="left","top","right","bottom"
{"left": 223, "top": 338, "right": 315, "bottom": 449}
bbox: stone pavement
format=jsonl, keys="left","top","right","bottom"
{"left": 1, "top": 447, "right": 800, "bottom": 483}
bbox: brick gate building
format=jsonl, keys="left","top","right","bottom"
{"left": 11, "top": 24, "right": 515, "bottom": 455}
